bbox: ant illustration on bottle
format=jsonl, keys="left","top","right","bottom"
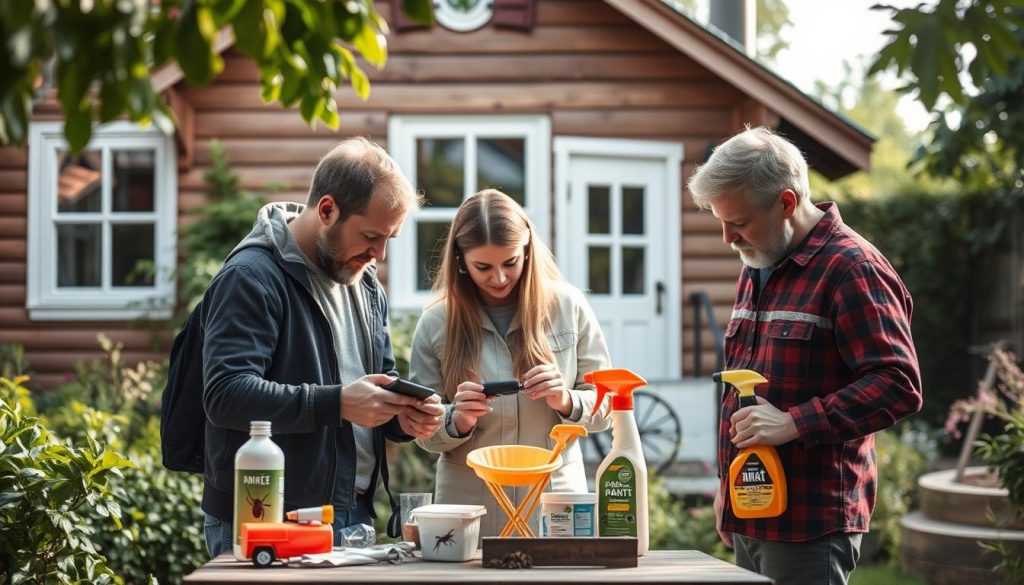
{"left": 433, "top": 528, "right": 457, "bottom": 551}
{"left": 246, "top": 489, "right": 271, "bottom": 520}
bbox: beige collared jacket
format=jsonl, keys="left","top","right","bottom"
{"left": 411, "top": 281, "right": 613, "bottom": 538}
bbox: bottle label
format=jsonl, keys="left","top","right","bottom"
{"left": 234, "top": 469, "right": 285, "bottom": 546}
{"left": 598, "top": 457, "right": 638, "bottom": 537}
{"left": 732, "top": 452, "right": 774, "bottom": 510}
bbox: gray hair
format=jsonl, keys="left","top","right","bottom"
{"left": 307, "top": 137, "right": 420, "bottom": 220}
{"left": 687, "top": 126, "right": 810, "bottom": 210}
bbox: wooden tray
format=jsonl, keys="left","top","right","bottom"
{"left": 481, "top": 537, "right": 639, "bottom": 568}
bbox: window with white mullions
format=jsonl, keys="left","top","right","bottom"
{"left": 28, "top": 122, "right": 176, "bottom": 320}
{"left": 388, "top": 116, "right": 550, "bottom": 311}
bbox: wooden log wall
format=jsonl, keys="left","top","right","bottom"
{"left": 1, "top": 0, "right": 744, "bottom": 388}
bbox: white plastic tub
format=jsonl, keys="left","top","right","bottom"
{"left": 540, "top": 492, "right": 596, "bottom": 537}
{"left": 412, "top": 504, "right": 486, "bottom": 561}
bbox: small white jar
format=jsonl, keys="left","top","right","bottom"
{"left": 540, "top": 492, "right": 596, "bottom": 537}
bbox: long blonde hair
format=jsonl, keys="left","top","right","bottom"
{"left": 432, "top": 189, "right": 564, "bottom": 399}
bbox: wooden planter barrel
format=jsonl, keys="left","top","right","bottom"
{"left": 901, "top": 467, "right": 1024, "bottom": 584}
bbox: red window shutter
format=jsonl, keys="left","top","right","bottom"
{"left": 389, "top": 0, "right": 433, "bottom": 31}
{"left": 492, "top": 0, "right": 535, "bottom": 30}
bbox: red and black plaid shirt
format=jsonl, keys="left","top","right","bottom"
{"left": 718, "top": 202, "right": 922, "bottom": 542}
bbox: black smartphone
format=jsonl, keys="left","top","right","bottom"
{"left": 383, "top": 378, "right": 437, "bottom": 400}
{"left": 483, "top": 380, "right": 523, "bottom": 397}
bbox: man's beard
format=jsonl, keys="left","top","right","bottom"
{"left": 732, "top": 222, "right": 794, "bottom": 269}
{"left": 315, "top": 229, "right": 363, "bottom": 285}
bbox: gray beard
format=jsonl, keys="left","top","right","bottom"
{"left": 316, "top": 235, "right": 359, "bottom": 285}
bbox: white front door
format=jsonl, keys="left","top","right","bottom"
{"left": 554, "top": 138, "right": 682, "bottom": 379}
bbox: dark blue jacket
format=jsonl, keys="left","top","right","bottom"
{"left": 199, "top": 243, "right": 407, "bottom": 522}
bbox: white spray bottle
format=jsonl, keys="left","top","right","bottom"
{"left": 587, "top": 368, "right": 649, "bottom": 556}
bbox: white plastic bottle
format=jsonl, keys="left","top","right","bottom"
{"left": 233, "top": 421, "right": 284, "bottom": 560}
{"left": 586, "top": 369, "right": 649, "bottom": 556}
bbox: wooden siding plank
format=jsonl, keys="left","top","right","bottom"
{"left": 0, "top": 241, "right": 25, "bottom": 261}
{"left": 0, "top": 193, "right": 26, "bottom": 215}
{"left": 217, "top": 54, "right": 712, "bottom": 83}
{"left": 0, "top": 148, "right": 28, "bottom": 167}
{"left": 0, "top": 170, "right": 27, "bottom": 192}
{"left": 0, "top": 329, "right": 165, "bottom": 350}
{"left": 378, "top": 0, "right": 633, "bottom": 26}
{"left": 682, "top": 211, "right": 722, "bottom": 232}
{"left": 387, "top": 25, "right": 673, "bottom": 54}
{"left": 178, "top": 166, "right": 313, "bottom": 191}
{"left": 553, "top": 108, "right": 733, "bottom": 136}
{"left": 193, "top": 138, "right": 361, "bottom": 166}
{"left": 683, "top": 233, "right": 736, "bottom": 256}
{"left": 193, "top": 110, "right": 388, "bottom": 139}
{"left": 0, "top": 284, "right": 24, "bottom": 305}
{"left": 682, "top": 258, "right": 742, "bottom": 280}
{"left": 0, "top": 218, "right": 25, "bottom": 238}
{"left": 183, "top": 81, "right": 743, "bottom": 111}
{"left": 0, "top": 262, "right": 25, "bottom": 283}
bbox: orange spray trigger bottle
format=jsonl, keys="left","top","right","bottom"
{"left": 586, "top": 368, "right": 647, "bottom": 416}
{"left": 586, "top": 368, "right": 650, "bottom": 556}
{"left": 714, "top": 369, "right": 787, "bottom": 519}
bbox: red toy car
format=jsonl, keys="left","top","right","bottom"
{"left": 240, "top": 505, "right": 334, "bottom": 568}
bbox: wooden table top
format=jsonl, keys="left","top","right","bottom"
{"left": 183, "top": 550, "right": 773, "bottom": 584}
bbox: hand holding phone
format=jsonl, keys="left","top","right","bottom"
{"left": 383, "top": 378, "right": 437, "bottom": 400}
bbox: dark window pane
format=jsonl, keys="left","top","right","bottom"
{"left": 112, "top": 150, "right": 155, "bottom": 212}
{"left": 112, "top": 224, "right": 155, "bottom": 287}
{"left": 622, "top": 246, "right": 645, "bottom": 295}
{"left": 622, "top": 186, "right": 645, "bottom": 235}
{"left": 588, "top": 186, "right": 610, "bottom": 234}
{"left": 477, "top": 138, "right": 525, "bottom": 205}
{"left": 416, "top": 138, "right": 464, "bottom": 207}
{"left": 57, "top": 224, "right": 101, "bottom": 287}
{"left": 57, "top": 149, "right": 102, "bottom": 212}
{"left": 588, "top": 246, "right": 610, "bottom": 294}
{"left": 417, "top": 221, "right": 450, "bottom": 291}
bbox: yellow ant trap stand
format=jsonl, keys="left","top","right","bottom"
{"left": 482, "top": 536, "right": 639, "bottom": 568}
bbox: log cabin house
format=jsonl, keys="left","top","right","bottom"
{"left": 0, "top": 0, "right": 872, "bottom": 390}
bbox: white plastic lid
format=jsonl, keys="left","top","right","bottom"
{"left": 412, "top": 504, "right": 487, "bottom": 519}
{"left": 540, "top": 492, "right": 596, "bottom": 504}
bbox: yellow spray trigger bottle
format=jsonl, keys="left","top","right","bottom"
{"left": 714, "top": 369, "right": 787, "bottom": 519}
{"left": 587, "top": 368, "right": 649, "bottom": 556}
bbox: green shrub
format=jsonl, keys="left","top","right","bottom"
{"left": 648, "top": 476, "right": 730, "bottom": 560}
{"left": 0, "top": 376, "right": 130, "bottom": 584}
{"left": 871, "top": 422, "right": 938, "bottom": 564}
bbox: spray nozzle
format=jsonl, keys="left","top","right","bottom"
{"left": 713, "top": 369, "right": 768, "bottom": 408}
{"left": 586, "top": 368, "right": 647, "bottom": 415}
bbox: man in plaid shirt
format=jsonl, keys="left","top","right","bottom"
{"left": 687, "top": 127, "right": 922, "bottom": 584}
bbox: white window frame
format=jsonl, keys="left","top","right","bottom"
{"left": 27, "top": 121, "right": 177, "bottom": 320}
{"left": 388, "top": 115, "right": 551, "bottom": 312}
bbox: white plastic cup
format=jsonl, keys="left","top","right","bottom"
{"left": 540, "top": 492, "right": 596, "bottom": 537}
{"left": 412, "top": 504, "right": 486, "bottom": 561}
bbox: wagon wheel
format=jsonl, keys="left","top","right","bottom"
{"left": 590, "top": 389, "right": 682, "bottom": 475}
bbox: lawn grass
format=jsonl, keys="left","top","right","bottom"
{"left": 850, "top": 563, "right": 926, "bottom": 585}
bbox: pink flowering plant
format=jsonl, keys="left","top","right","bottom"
{"left": 946, "top": 348, "right": 1024, "bottom": 514}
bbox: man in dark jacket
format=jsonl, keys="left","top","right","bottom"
{"left": 200, "top": 137, "right": 444, "bottom": 558}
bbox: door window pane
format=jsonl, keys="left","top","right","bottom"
{"left": 112, "top": 224, "right": 155, "bottom": 286}
{"left": 588, "top": 246, "right": 610, "bottom": 294}
{"left": 622, "top": 246, "right": 645, "bottom": 295}
{"left": 416, "top": 221, "right": 450, "bottom": 291}
{"left": 112, "top": 150, "right": 155, "bottom": 212}
{"left": 588, "top": 186, "right": 610, "bottom": 234}
{"left": 57, "top": 149, "right": 102, "bottom": 213}
{"left": 57, "top": 224, "right": 101, "bottom": 287}
{"left": 622, "top": 186, "right": 645, "bottom": 235}
{"left": 477, "top": 138, "right": 525, "bottom": 205}
{"left": 416, "top": 138, "right": 464, "bottom": 207}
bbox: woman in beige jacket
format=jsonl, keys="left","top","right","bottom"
{"left": 411, "top": 189, "right": 613, "bottom": 538}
